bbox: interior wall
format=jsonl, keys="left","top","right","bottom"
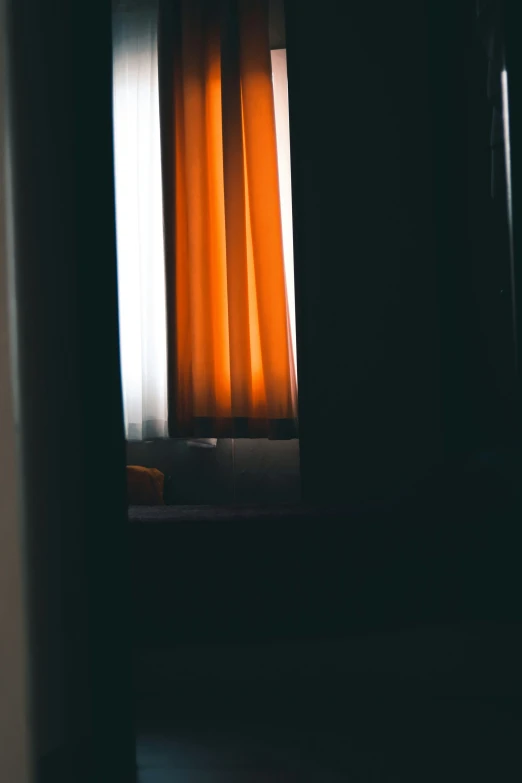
{"left": 427, "top": 0, "right": 518, "bottom": 457}
{"left": 7, "top": 2, "right": 136, "bottom": 779}
{"left": 127, "top": 438, "right": 301, "bottom": 504}
{"left": 465, "top": 13, "right": 518, "bottom": 446}
{"left": 284, "top": 0, "right": 513, "bottom": 504}
{"left": 0, "top": 4, "right": 34, "bottom": 776}
{"left": 7, "top": 0, "right": 84, "bottom": 760}
{"left": 286, "top": 0, "right": 444, "bottom": 504}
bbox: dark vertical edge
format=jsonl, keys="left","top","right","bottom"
{"left": 494, "top": 0, "right": 522, "bottom": 627}
{"left": 504, "top": 0, "right": 522, "bottom": 435}
{"left": 72, "top": 1, "right": 137, "bottom": 779}
{"left": 6, "top": 0, "right": 137, "bottom": 779}
{"left": 282, "top": 0, "right": 306, "bottom": 502}
{"left": 505, "top": 0, "right": 522, "bottom": 499}
{"left": 283, "top": 0, "right": 316, "bottom": 499}
{"left": 158, "top": 0, "right": 179, "bottom": 438}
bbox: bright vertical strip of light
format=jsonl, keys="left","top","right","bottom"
{"left": 501, "top": 69, "right": 513, "bottom": 240}
{"left": 271, "top": 49, "right": 298, "bottom": 384}
{"left": 112, "top": 6, "right": 168, "bottom": 440}
{"left": 501, "top": 67, "right": 518, "bottom": 364}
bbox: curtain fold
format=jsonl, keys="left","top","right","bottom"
{"left": 162, "top": 0, "right": 298, "bottom": 438}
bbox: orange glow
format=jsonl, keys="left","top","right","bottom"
{"left": 170, "top": 0, "right": 297, "bottom": 435}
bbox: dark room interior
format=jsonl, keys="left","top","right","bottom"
{"left": 1, "top": 0, "right": 522, "bottom": 781}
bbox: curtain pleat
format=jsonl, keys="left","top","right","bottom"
{"left": 163, "top": 0, "right": 298, "bottom": 438}
{"left": 237, "top": 0, "right": 294, "bottom": 422}
{"left": 222, "top": 5, "right": 252, "bottom": 420}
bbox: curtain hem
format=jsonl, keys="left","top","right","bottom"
{"left": 168, "top": 416, "right": 298, "bottom": 440}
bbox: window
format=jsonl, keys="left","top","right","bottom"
{"left": 113, "top": 3, "right": 297, "bottom": 441}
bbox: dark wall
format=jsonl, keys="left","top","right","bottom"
{"left": 429, "top": 0, "right": 517, "bottom": 456}
{"left": 464, "top": 13, "right": 517, "bottom": 448}
{"left": 286, "top": 0, "right": 442, "bottom": 504}
{"left": 286, "top": 0, "right": 517, "bottom": 504}
{"left": 7, "top": 1, "right": 135, "bottom": 779}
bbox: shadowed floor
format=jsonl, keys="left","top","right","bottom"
{"left": 135, "top": 625, "right": 522, "bottom": 782}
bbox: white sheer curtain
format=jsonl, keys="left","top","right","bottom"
{"left": 112, "top": 3, "right": 168, "bottom": 440}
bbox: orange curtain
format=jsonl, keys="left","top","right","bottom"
{"left": 165, "top": 0, "right": 297, "bottom": 438}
